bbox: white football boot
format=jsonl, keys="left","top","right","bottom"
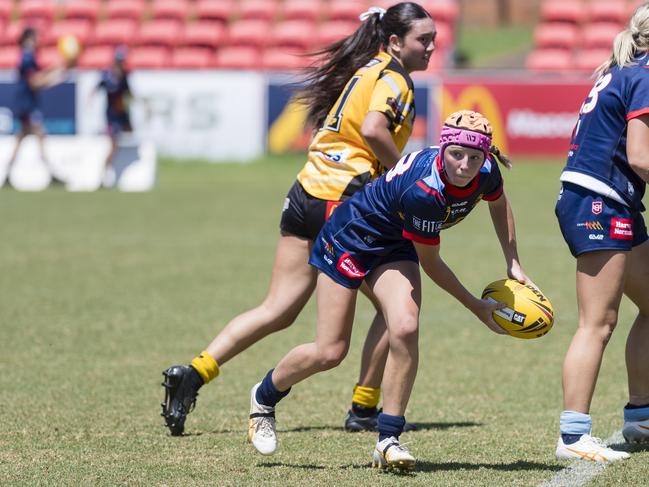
{"left": 556, "top": 434, "right": 630, "bottom": 462}
{"left": 622, "top": 418, "right": 649, "bottom": 444}
{"left": 247, "top": 382, "right": 277, "bottom": 455}
{"left": 372, "top": 436, "right": 416, "bottom": 470}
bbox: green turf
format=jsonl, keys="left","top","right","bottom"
{"left": 1, "top": 155, "right": 647, "bottom": 486}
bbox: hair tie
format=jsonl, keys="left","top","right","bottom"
{"left": 359, "top": 6, "right": 386, "bottom": 22}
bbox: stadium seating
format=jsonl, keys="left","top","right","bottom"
{"left": 226, "top": 19, "right": 272, "bottom": 49}
{"left": 588, "top": 0, "right": 628, "bottom": 24}
{"left": 91, "top": 19, "right": 138, "bottom": 47}
{"left": 0, "top": 46, "right": 19, "bottom": 68}
{"left": 316, "top": 20, "right": 357, "bottom": 47}
{"left": 327, "top": 0, "right": 367, "bottom": 22}
{"left": 194, "top": 0, "right": 232, "bottom": 22}
{"left": 4, "top": 20, "right": 26, "bottom": 45}
{"left": 137, "top": 19, "right": 183, "bottom": 48}
{"left": 171, "top": 46, "right": 214, "bottom": 68}
{"left": 127, "top": 46, "right": 172, "bottom": 69}
{"left": 540, "top": 0, "right": 586, "bottom": 24}
{"left": 270, "top": 20, "right": 316, "bottom": 50}
{"left": 238, "top": 0, "right": 279, "bottom": 21}
{"left": 62, "top": 0, "right": 102, "bottom": 22}
{"left": 0, "top": 1, "right": 14, "bottom": 21}
{"left": 214, "top": 46, "right": 261, "bottom": 69}
{"left": 105, "top": 0, "right": 146, "bottom": 21}
{"left": 281, "top": 0, "right": 321, "bottom": 22}
{"left": 150, "top": 0, "right": 191, "bottom": 22}
{"left": 526, "top": 48, "right": 572, "bottom": 71}
{"left": 575, "top": 48, "right": 610, "bottom": 71}
{"left": 19, "top": 0, "right": 56, "bottom": 24}
{"left": 78, "top": 45, "right": 114, "bottom": 69}
{"left": 261, "top": 47, "right": 310, "bottom": 70}
{"left": 45, "top": 19, "right": 93, "bottom": 47}
{"left": 533, "top": 22, "right": 579, "bottom": 50}
{"left": 37, "top": 45, "right": 62, "bottom": 68}
{"left": 582, "top": 22, "right": 621, "bottom": 49}
{"left": 181, "top": 21, "right": 227, "bottom": 49}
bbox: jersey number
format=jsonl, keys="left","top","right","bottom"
{"left": 385, "top": 152, "right": 417, "bottom": 182}
{"left": 324, "top": 76, "right": 361, "bottom": 132}
{"left": 574, "top": 72, "right": 612, "bottom": 138}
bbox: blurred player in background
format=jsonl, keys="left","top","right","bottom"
{"left": 246, "top": 110, "right": 529, "bottom": 468}
{"left": 162, "top": 2, "right": 435, "bottom": 436}
{"left": 6, "top": 27, "right": 70, "bottom": 183}
{"left": 94, "top": 47, "right": 132, "bottom": 187}
{"left": 554, "top": 3, "right": 649, "bottom": 463}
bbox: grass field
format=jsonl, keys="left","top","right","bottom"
{"left": 1, "top": 155, "right": 647, "bottom": 486}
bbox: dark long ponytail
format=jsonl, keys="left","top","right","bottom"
{"left": 297, "top": 2, "right": 431, "bottom": 128}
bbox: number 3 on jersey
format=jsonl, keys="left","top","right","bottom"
{"left": 574, "top": 72, "right": 612, "bottom": 137}
{"left": 324, "top": 76, "right": 361, "bottom": 132}
{"left": 386, "top": 151, "right": 420, "bottom": 182}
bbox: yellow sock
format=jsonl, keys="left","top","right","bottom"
{"left": 190, "top": 351, "right": 219, "bottom": 384}
{"left": 351, "top": 384, "right": 380, "bottom": 408}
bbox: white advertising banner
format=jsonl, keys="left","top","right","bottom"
{"left": 77, "top": 71, "right": 266, "bottom": 161}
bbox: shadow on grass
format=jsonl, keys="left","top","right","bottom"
{"left": 414, "top": 460, "right": 563, "bottom": 473}
{"left": 281, "top": 421, "right": 482, "bottom": 433}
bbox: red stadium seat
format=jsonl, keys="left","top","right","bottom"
{"left": 261, "top": 47, "right": 311, "bottom": 70}
{"left": 127, "top": 46, "right": 171, "bottom": 69}
{"left": 316, "top": 20, "right": 357, "bottom": 47}
{"left": 171, "top": 46, "right": 214, "bottom": 68}
{"left": 18, "top": 0, "right": 56, "bottom": 24}
{"left": 575, "top": 48, "right": 610, "bottom": 72}
{"left": 0, "top": 1, "right": 14, "bottom": 21}
{"left": 0, "top": 46, "right": 19, "bottom": 68}
{"left": 105, "top": 0, "right": 146, "bottom": 21}
{"left": 582, "top": 23, "right": 621, "bottom": 49}
{"left": 238, "top": 0, "right": 279, "bottom": 21}
{"left": 181, "top": 21, "right": 227, "bottom": 48}
{"left": 195, "top": 0, "right": 233, "bottom": 22}
{"left": 137, "top": 19, "right": 183, "bottom": 48}
{"left": 4, "top": 20, "right": 25, "bottom": 45}
{"left": 588, "top": 0, "right": 627, "bottom": 24}
{"left": 526, "top": 48, "right": 572, "bottom": 72}
{"left": 540, "top": 0, "right": 586, "bottom": 24}
{"left": 150, "top": 0, "right": 190, "bottom": 22}
{"left": 45, "top": 19, "right": 93, "bottom": 47}
{"left": 432, "top": 20, "right": 453, "bottom": 50}
{"left": 37, "top": 46, "right": 63, "bottom": 68}
{"left": 62, "top": 0, "right": 101, "bottom": 22}
{"left": 270, "top": 20, "right": 316, "bottom": 50}
{"left": 214, "top": 46, "right": 261, "bottom": 69}
{"left": 281, "top": 0, "right": 321, "bottom": 22}
{"left": 327, "top": 0, "right": 366, "bottom": 22}
{"left": 77, "top": 45, "right": 114, "bottom": 69}
{"left": 419, "top": 0, "right": 460, "bottom": 23}
{"left": 91, "top": 19, "right": 138, "bottom": 47}
{"left": 533, "top": 22, "right": 579, "bottom": 50}
{"left": 227, "top": 19, "right": 272, "bottom": 49}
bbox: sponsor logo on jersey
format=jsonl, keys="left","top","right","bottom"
{"left": 412, "top": 216, "right": 441, "bottom": 233}
{"left": 325, "top": 201, "right": 342, "bottom": 220}
{"left": 577, "top": 221, "right": 604, "bottom": 230}
{"left": 589, "top": 234, "right": 604, "bottom": 240}
{"left": 336, "top": 253, "right": 365, "bottom": 279}
{"left": 610, "top": 218, "right": 633, "bottom": 240}
{"left": 591, "top": 201, "right": 603, "bottom": 215}
{"left": 323, "top": 254, "right": 333, "bottom": 265}
{"left": 323, "top": 149, "right": 350, "bottom": 164}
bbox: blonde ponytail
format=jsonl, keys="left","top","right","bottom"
{"left": 595, "top": 3, "right": 649, "bottom": 75}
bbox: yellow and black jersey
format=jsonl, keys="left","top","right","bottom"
{"left": 297, "top": 51, "right": 416, "bottom": 201}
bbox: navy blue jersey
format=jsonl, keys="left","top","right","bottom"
{"left": 98, "top": 70, "right": 131, "bottom": 118}
{"left": 325, "top": 146, "right": 503, "bottom": 253}
{"left": 15, "top": 48, "right": 40, "bottom": 115}
{"left": 561, "top": 53, "right": 649, "bottom": 210}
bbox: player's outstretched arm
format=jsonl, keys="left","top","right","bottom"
{"left": 414, "top": 241, "right": 507, "bottom": 335}
{"left": 487, "top": 192, "right": 531, "bottom": 285}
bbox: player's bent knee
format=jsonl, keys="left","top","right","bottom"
{"left": 388, "top": 314, "right": 419, "bottom": 342}
{"left": 315, "top": 343, "right": 349, "bottom": 370}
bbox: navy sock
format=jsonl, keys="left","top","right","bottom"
{"left": 625, "top": 402, "right": 649, "bottom": 410}
{"left": 377, "top": 413, "right": 406, "bottom": 442}
{"left": 561, "top": 433, "right": 583, "bottom": 445}
{"left": 255, "top": 369, "right": 291, "bottom": 408}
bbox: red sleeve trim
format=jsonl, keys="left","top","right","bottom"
{"left": 482, "top": 184, "right": 504, "bottom": 201}
{"left": 627, "top": 107, "right": 649, "bottom": 120}
{"left": 402, "top": 230, "right": 440, "bottom": 245}
{"left": 416, "top": 180, "right": 445, "bottom": 202}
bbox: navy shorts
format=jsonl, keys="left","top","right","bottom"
{"left": 107, "top": 113, "right": 132, "bottom": 136}
{"left": 309, "top": 229, "right": 419, "bottom": 289}
{"left": 555, "top": 182, "right": 648, "bottom": 257}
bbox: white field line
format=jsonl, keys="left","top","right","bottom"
{"left": 537, "top": 431, "right": 625, "bottom": 487}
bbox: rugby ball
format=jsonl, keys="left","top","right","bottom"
{"left": 481, "top": 279, "right": 554, "bottom": 339}
{"left": 57, "top": 34, "right": 81, "bottom": 64}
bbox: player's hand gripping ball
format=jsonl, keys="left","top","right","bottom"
{"left": 57, "top": 34, "right": 81, "bottom": 66}
{"left": 481, "top": 279, "right": 554, "bottom": 339}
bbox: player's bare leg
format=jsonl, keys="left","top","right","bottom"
{"left": 622, "top": 239, "right": 649, "bottom": 443}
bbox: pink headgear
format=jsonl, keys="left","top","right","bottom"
{"left": 439, "top": 125, "right": 492, "bottom": 161}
